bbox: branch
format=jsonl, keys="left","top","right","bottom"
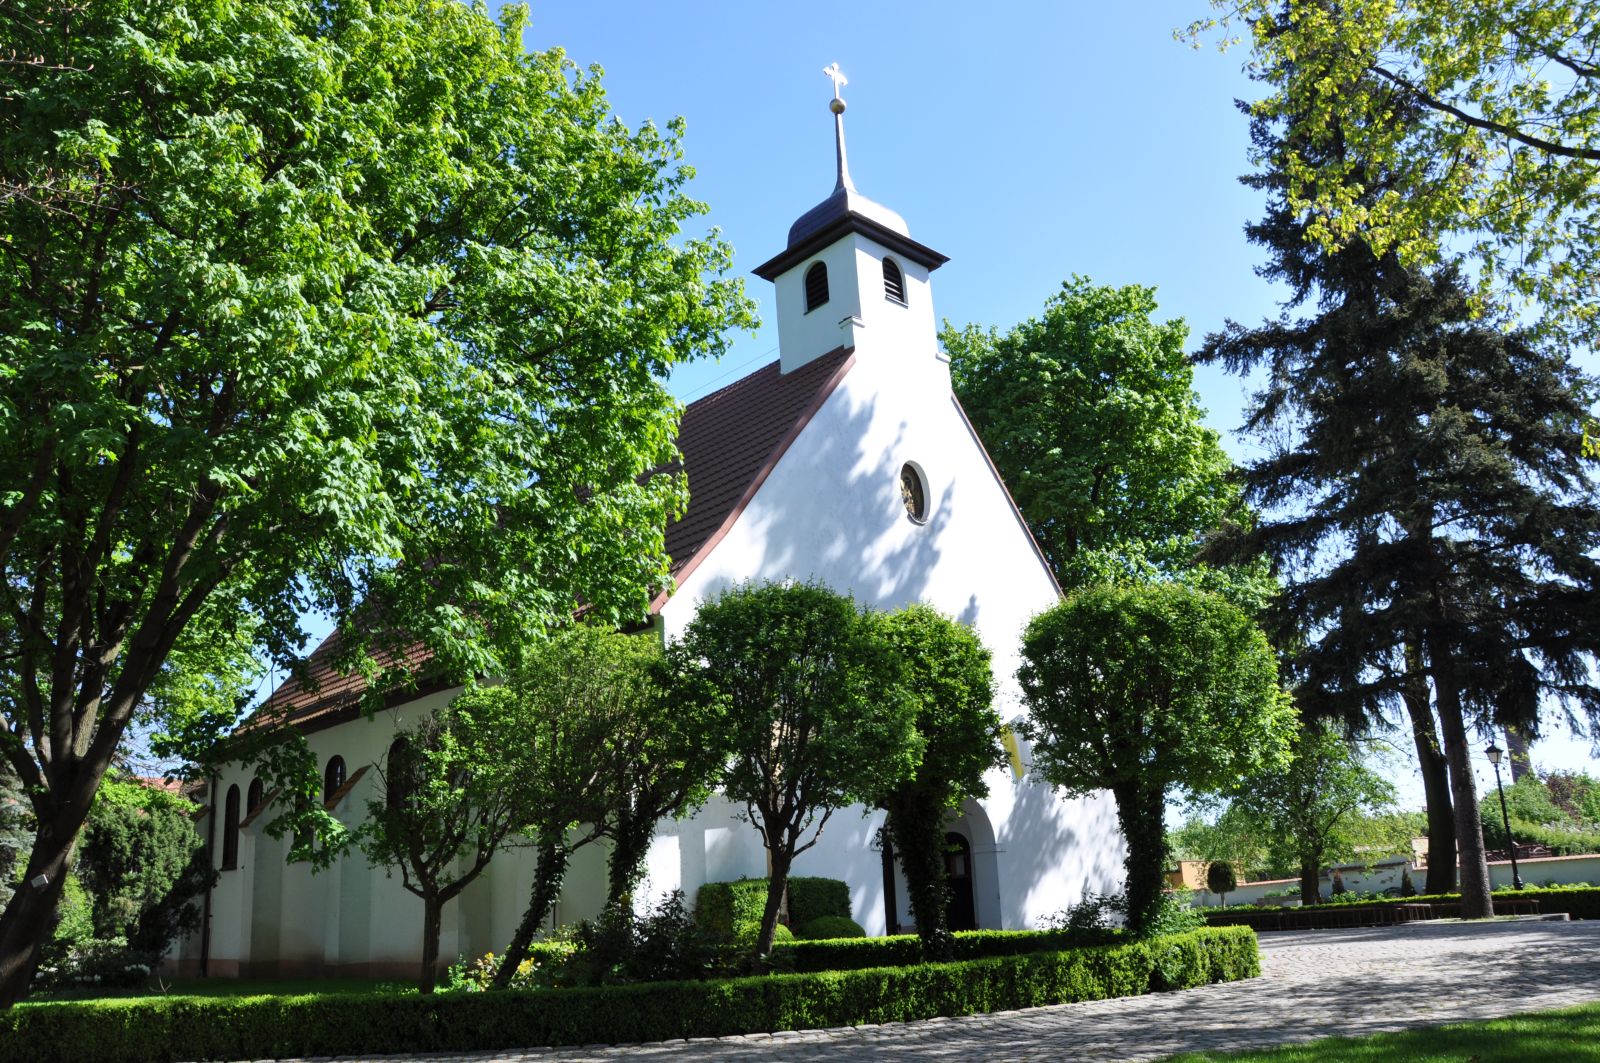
{"left": 1370, "top": 65, "right": 1600, "bottom": 161}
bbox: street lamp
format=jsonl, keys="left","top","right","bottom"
{"left": 1484, "top": 742, "right": 1524, "bottom": 891}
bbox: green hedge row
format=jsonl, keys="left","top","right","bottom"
{"left": 694, "top": 876, "right": 851, "bottom": 943}
{"left": 0, "top": 927, "right": 1258, "bottom": 1063}
{"left": 1205, "top": 885, "right": 1600, "bottom": 924}
{"left": 773, "top": 927, "right": 1084, "bottom": 972}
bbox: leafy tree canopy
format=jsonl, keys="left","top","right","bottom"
{"left": 944, "top": 277, "right": 1261, "bottom": 600}
{"left": 1186, "top": 0, "right": 1600, "bottom": 343}
{"left": 672, "top": 581, "right": 920, "bottom": 955}
{"left": 355, "top": 684, "right": 541, "bottom": 993}
{"left": 876, "top": 603, "right": 1001, "bottom": 960}
{"left": 1228, "top": 721, "right": 1398, "bottom": 904}
{"left": 0, "top": 0, "right": 753, "bottom": 1001}
{"left": 74, "top": 775, "right": 213, "bottom": 960}
{"left": 1019, "top": 582, "right": 1295, "bottom": 933}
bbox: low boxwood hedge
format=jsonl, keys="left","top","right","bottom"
{"left": 773, "top": 927, "right": 1085, "bottom": 972}
{"left": 1204, "top": 885, "right": 1600, "bottom": 925}
{"left": 0, "top": 927, "right": 1258, "bottom": 1063}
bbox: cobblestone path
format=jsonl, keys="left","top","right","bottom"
{"left": 277, "top": 919, "right": 1600, "bottom": 1063}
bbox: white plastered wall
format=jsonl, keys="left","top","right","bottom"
{"left": 657, "top": 230, "right": 1126, "bottom": 934}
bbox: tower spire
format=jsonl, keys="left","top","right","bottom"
{"left": 823, "top": 62, "right": 855, "bottom": 193}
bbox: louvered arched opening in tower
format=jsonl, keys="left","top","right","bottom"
{"left": 221, "top": 784, "right": 241, "bottom": 870}
{"left": 883, "top": 257, "right": 906, "bottom": 304}
{"left": 804, "top": 261, "right": 829, "bottom": 312}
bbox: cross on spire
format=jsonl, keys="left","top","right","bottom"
{"left": 822, "top": 62, "right": 855, "bottom": 192}
{"left": 823, "top": 62, "right": 848, "bottom": 101}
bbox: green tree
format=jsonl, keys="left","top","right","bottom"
{"left": 671, "top": 582, "right": 919, "bottom": 957}
{"left": 355, "top": 687, "right": 540, "bottom": 994}
{"left": 592, "top": 637, "right": 732, "bottom": 915}
{"left": 1018, "top": 582, "right": 1295, "bottom": 935}
{"left": 491, "top": 626, "right": 681, "bottom": 989}
{"left": 75, "top": 776, "right": 212, "bottom": 960}
{"left": 0, "top": 0, "right": 752, "bottom": 1004}
{"left": 943, "top": 278, "right": 1242, "bottom": 591}
{"left": 1229, "top": 722, "right": 1398, "bottom": 905}
{"left": 876, "top": 604, "right": 1002, "bottom": 962}
{"left": 1205, "top": 861, "right": 1238, "bottom": 906}
{"left": 1186, "top": 0, "right": 1600, "bottom": 344}
{"left": 1171, "top": 807, "right": 1274, "bottom": 881}
{"left": 1197, "top": 79, "right": 1600, "bottom": 920}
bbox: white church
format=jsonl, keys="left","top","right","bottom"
{"left": 187, "top": 69, "right": 1125, "bottom": 979}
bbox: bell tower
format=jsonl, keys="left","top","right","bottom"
{"left": 753, "top": 64, "right": 949, "bottom": 375}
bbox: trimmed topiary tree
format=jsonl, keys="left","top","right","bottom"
{"left": 1019, "top": 582, "right": 1295, "bottom": 935}
{"left": 669, "top": 582, "right": 920, "bottom": 957}
{"left": 876, "top": 604, "right": 1003, "bottom": 962}
{"left": 1206, "top": 862, "right": 1238, "bottom": 907}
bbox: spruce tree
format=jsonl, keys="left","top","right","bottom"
{"left": 1200, "top": 91, "right": 1600, "bottom": 918}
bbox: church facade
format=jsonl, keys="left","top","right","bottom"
{"left": 187, "top": 76, "right": 1125, "bottom": 978}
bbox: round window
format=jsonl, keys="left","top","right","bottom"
{"left": 900, "top": 463, "right": 928, "bottom": 523}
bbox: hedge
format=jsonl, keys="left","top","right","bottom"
{"left": 0, "top": 927, "right": 1258, "bottom": 1063}
{"left": 773, "top": 927, "right": 1086, "bottom": 972}
{"left": 694, "top": 876, "right": 851, "bottom": 943}
{"left": 1203, "top": 885, "right": 1600, "bottom": 926}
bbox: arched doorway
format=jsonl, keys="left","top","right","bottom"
{"left": 944, "top": 832, "right": 977, "bottom": 932}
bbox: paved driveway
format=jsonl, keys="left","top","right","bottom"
{"left": 287, "top": 919, "right": 1600, "bottom": 1063}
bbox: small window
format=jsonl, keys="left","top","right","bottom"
{"left": 900, "top": 463, "right": 928, "bottom": 523}
{"left": 323, "top": 755, "right": 346, "bottom": 803}
{"left": 221, "top": 785, "right": 241, "bottom": 871}
{"left": 246, "top": 777, "right": 264, "bottom": 816}
{"left": 883, "top": 257, "right": 906, "bottom": 304}
{"left": 804, "top": 262, "right": 829, "bottom": 312}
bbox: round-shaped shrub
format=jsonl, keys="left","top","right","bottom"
{"left": 799, "top": 916, "right": 866, "bottom": 940}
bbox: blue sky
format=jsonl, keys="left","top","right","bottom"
{"left": 519, "top": 2, "right": 1596, "bottom": 795}
{"left": 522, "top": 1, "right": 1280, "bottom": 428}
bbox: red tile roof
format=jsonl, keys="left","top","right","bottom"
{"left": 250, "top": 347, "right": 856, "bottom": 734}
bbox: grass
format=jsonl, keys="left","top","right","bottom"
{"left": 1161, "top": 1000, "right": 1600, "bottom": 1062}
{"left": 25, "top": 976, "right": 412, "bottom": 1004}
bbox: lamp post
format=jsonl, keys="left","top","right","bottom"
{"left": 1484, "top": 742, "right": 1524, "bottom": 891}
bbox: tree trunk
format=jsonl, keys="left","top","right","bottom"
{"left": 1299, "top": 856, "right": 1321, "bottom": 906}
{"left": 493, "top": 836, "right": 569, "bottom": 989}
{"left": 1427, "top": 637, "right": 1494, "bottom": 919}
{"left": 603, "top": 814, "right": 656, "bottom": 914}
{"left": 1110, "top": 780, "right": 1168, "bottom": 936}
{"left": 0, "top": 809, "right": 85, "bottom": 1007}
{"left": 1404, "top": 636, "right": 1456, "bottom": 894}
{"left": 419, "top": 894, "right": 442, "bottom": 994}
{"left": 755, "top": 847, "right": 792, "bottom": 957}
{"left": 884, "top": 790, "right": 953, "bottom": 962}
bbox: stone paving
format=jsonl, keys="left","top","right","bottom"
{"left": 278, "top": 919, "right": 1600, "bottom": 1063}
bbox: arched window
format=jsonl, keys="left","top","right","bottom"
{"left": 246, "top": 777, "right": 264, "bottom": 816}
{"left": 882, "top": 257, "right": 906, "bottom": 304}
{"left": 221, "top": 784, "right": 241, "bottom": 871}
{"left": 323, "top": 755, "right": 346, "bottom": 803}
{"left": 804, "top": 261, "right": 829, "bottom": 312}
{"left": 386, "top": 737, "right": 411, "bottom": 813}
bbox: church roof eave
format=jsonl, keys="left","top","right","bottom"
{"left": 751, "top": 210, "right": 948, "bottom": 281}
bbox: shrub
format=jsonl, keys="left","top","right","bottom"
{"left": 799, "top": 916, "right": 865, "bottom": 940}
{"left": 1202, "top": 885, "right": 1600, "bottom": 926}
{"left": 693, "top": 879, "right": 768, "bottom": 945}
{"left": 694, "top": 877, "right": 847, "bottom": 947}
{"left": 0, "top": 928, "right": 1259, "bottom": 1063}
{"left": 786, "top": 877, "right": 851, "bottom": 928}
